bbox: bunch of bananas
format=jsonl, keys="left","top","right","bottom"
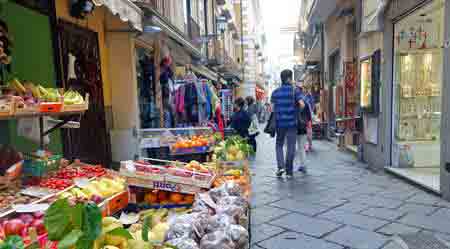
{"left": 8, "top": 78, "right": 26, "bottom": 95}
{"left": 63, "top": 90, "right": 84, "bottom": 105}
{"left": 39, "top": 86, "right": 61, "bottom": 102}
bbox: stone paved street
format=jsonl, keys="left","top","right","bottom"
{"left": 250, "top": 135, "right": 450, "bottom": 249}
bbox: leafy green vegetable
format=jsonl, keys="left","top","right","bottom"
{"left": 142, "top": 216, "right": 151, "bottom": 242}
{"left": 0, "top": 236, "right": 25, "bottom": 249}
{"left": 58, "top": 229, "right": 83, "bottom": 249}
{"left": 107, "top": 227, "right": 133, "bottom": 240}
{"left": 43, "top": 200, "right": 103, "bottom": 249}
{"left": 82, "top": 203, "right": 102, "bottom": 241}
{"left": 44, "top": 199, "right": 72, "bottom": 241}
{"left": 72, "top": 203, "right": 84, "bottom": 230}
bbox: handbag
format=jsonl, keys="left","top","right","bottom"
{"left": 293, "top": 87, "right": 307, "bottom": 135}
{"left": 264, "top": 112, "right": 276, "bottom": 137}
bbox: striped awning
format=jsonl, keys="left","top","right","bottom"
{"left": 93, "top": 0, "right": 143, "bottom": 31}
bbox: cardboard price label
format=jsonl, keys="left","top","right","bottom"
{"left": 153, "top": 181, "right": 182, "bottom": 192}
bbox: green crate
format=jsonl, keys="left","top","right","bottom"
{"left": 23, "top": 154, "right": 62, "bottom": 177}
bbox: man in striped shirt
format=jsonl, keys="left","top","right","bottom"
{"left": 270, "top": 69, "right": 305, "bottom": 179}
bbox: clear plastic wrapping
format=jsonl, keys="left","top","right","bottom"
{"left": 166, "top": 237, "right": 200, "bottom": 249}
{"left": 199, "top": 230, "right": 235, "bottom": 249}
{"left": 225, "top": 224, "right": 249, "bottom": 249}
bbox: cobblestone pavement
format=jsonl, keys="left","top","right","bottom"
{"left": 250, "top": 134, "right": 450, "bottom": 249}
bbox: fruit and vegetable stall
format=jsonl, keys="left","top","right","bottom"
{"left": 0, "top": 135, "right": 253, "bottom": 249}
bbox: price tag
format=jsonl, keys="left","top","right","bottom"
{"left": 14, "top": 203, "right": 50, "bottom": 213}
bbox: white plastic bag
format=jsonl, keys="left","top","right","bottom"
{"left": 17, "top": 117, "right": 50, "bottom": 145}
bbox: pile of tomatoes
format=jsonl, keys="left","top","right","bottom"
{"left": 172, "top": 135, "right": 209, "bottom": 149}
{"left": 39, "top": 178, "right": 72, "bottom": 190}
{"left": 80, "top": 165, "right": 106, "bottom": 177}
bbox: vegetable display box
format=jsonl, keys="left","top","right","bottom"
{"left": 23, "top": 154, "right": 62, "bottom": 177}
{"left": 39, "top": 102, "right": 63, "bottom": 113}
{"left": 170, "top": 145, "right": 210, "bottom": 155}
{"left": 219, "top": 160, "right": 249, "bottom": 170}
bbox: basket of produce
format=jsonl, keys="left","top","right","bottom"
{"left": 166, "top": 160, "right": 215, "bottom": 188}
{"left": 212, "top": 136, "right": 254, "bottom": 168}
{"left": 119, "top": 160, "right": 166, "bottom": 182}
{"left": 170, "top": 135, "right": 211, "bottom": 155}
{"left": 22, "top": 151, "right": 62, "bottom": 177}
{"left": 141, "top": 189, "right": 195, "bottom": 206}
{"left": 62, "top": 91, "right": 89, "bottom": 112}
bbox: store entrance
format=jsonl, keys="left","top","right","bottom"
{"left": 391, "top": 0, "right": 444, "bottom": 192}
{"left": 56, "top": 21, "right": 111, "bottom": 166}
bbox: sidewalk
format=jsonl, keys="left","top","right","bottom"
{"left": 250, "top": 135, "right": 450, "bottom": 249}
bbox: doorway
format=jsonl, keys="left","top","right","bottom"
{"left": 56, "top": 20, "right": 111, "bottom": 166}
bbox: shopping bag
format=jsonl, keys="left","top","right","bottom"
{"left": 17, "top": 117, "right": 50, "bottom": 145}
{"left": 264, "top": 112, "right": 276, "bottom": 137}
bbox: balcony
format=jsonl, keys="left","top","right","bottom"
{"left": 133, "top": 0, "right": 187, "bottom": 35}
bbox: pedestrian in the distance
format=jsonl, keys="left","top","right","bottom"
{"left": 245, "top": 96, "right": 259, "bottom": 153}
{"left": 295, "top": 84, "right": 312, "bottom": 173}
{"left": 305, "top": 89, "right": 314, "bottom": 151}
{"left": 270, "top": 69, "right": 305, "bottom": 179}
{"left": 230, "top": 97, "right": 252, "bottom": 140}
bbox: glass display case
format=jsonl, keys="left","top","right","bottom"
{"left": 392, "top": 0, "right": 444, "bottom": 168}
{"left": 360, "top": 58, "right": 372, "bottom": 111}
{"left": 395, "top": 50, "right": 442, "bottom": 142}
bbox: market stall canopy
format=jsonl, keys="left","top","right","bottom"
{"left": 93, "top": 0, "right": 143, "bottom": 31}
{"left": 191, "top": 65, "right": 218, "bottom": 81}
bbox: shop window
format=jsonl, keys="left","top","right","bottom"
{"left": 392, "top": 0, "right": 444, "bottom": 169}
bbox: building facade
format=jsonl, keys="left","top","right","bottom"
{"left": 298, "top": 0, "right": 450, "bottom": 200}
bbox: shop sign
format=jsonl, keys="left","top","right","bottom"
{"left": 153, "top": 181, "right": 182, "bottom": 192}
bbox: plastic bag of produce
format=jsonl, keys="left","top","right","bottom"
{"left": 209, "top": 181, "right": 242, "bottom": 203}
{"left": 222, "top": 181, "right": 242, "bottom": 196}
{"left": 206, "top": 213, "right": 235, "bottom": 232}
{"left": 216, "top": 205, "right": 246, "bottom": 223}
{"left": 166, "top": 217, "right": 195, "bottom": 240}
{"left": 217, "top": 196, "right": 248, "bottom": 209}
{"left": 199, "top": 230, "right": 235, "bottom": 249}
{"left": 191, "top": 212, "right": 209, "bottom": 241}
{"left": 166, "top": 237, "right": 200, "bottom": 249}
{"left": 225, "top": 224, "right": 249, "bottom": 249}
{"left": 192, "top": 193, "right": 217, "bottom": 214}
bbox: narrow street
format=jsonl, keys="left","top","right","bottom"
{"left": 250, "top": 135, "right": 450, "bottom": 249}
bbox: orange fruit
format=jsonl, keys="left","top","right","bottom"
{"left": 144, "top": 191, "right": 158, "bottom": 204}
{"left": 157, "top": 191, "right": 168, "bottom": 201}
{"left": 184, "top": 195, "right": 195, "bottom": 204}
{"left": 169, "top": 193, "right": 184, "bottom": 204}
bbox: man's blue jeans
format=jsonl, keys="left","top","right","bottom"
{"left": 276, "top": 127, "right": 297, "bottom": 175}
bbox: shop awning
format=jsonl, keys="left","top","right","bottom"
{"left": 93, "top": 0, "right": 143, "bottom": 31}
{"left": 191, "top": 65, "right": 218, "bottom": 81}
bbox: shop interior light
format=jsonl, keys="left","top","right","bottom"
{"left": 143, "top": 25, "right": 162, "bottom": 33}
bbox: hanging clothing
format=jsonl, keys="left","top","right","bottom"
{"left": 215, "top": 104, "right": 225, "bottom": 138}
{"left": 208, "top": 83, "right": 219, "bottom": 117}
{"left": 203, "top": 83, "right": 213, "bottom": 120}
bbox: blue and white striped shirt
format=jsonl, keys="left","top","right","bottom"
{"left": 270, "top": 83, "right": 304, "bottom": 129}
